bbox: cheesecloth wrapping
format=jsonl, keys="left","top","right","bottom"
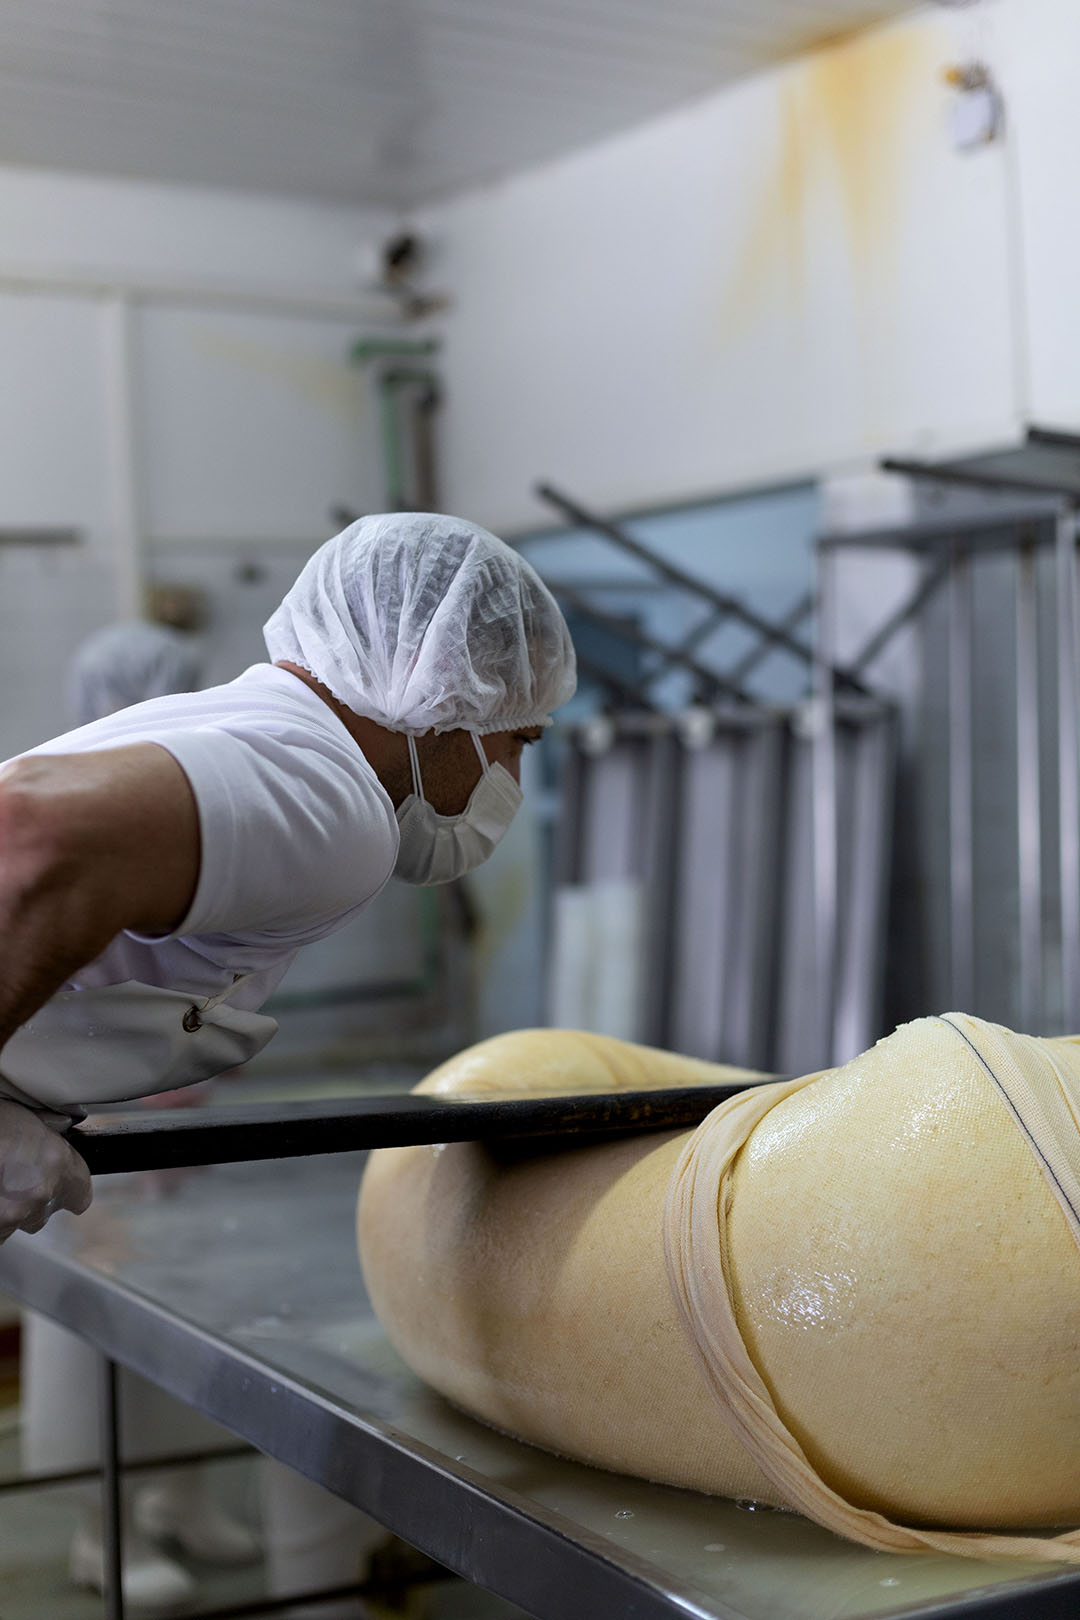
{"left": 665, "top": 1013, "right": 1080, "bottom": 1561}
{"left": 359, "top": 1016, "right": 1080, "bottom": 1561}
{"left": 263, "top": 513, "right": 576, "bottom": 734}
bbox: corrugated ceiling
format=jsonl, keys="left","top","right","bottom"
{"left": 0, "top": 0, "right": 925, "bottom": 207}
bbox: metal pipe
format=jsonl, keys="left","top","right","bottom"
{"left": 351, "top": 339, "right": 441, "bottom": 512}
{"left": 1057, "top": 511, "right": 1080, "bottom": 1030}
{"left": 351, "top": 337, "right": 439, "bottom": 363}
{"left": 1015, "top": 542, "right": 1042, "bottom": 1030}
{"left": 948, "top": 547, "right": 976, "bottom": 1011}
{"left": 98, "top": 1354, "right": 125, "bottom": 1620}
{"left": 376, "top": 375, "right": 408, "bottom": 509}
{"left": 379, "top": 369, "right": 440, "bottom": 510}
{"left": 411, "top": 381, "right": 440, "bottom": 510}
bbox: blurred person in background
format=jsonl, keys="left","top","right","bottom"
{"left": 67, "top": 620, "right": 203, "bottom": 729}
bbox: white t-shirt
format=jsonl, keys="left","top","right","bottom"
{"left": 21, "top": 663, "right": 400, "bottom": 1012}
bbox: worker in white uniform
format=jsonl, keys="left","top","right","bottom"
{"left": 0, "top": 514, "right": 575, "bottom": 1609}
{"left": 24, "top": 616, "right": 266, "bottom": 1613}
{"left": 66, "top": 620, "right": 204, "bottom": 728}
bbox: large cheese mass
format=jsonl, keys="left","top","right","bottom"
{"left": 358, "top": 1018, "right": 1080, "bottom": 1560}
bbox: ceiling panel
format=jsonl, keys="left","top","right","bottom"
{"left": 0, "top": 0, "right": 926, "bottom": 207}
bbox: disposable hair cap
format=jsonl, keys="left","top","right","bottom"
{"left": 263, "top": 513, "right": 577, "bottom": 735}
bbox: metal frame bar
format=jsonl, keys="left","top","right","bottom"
{"left": 1057, "top": 511, "right": 1080, "bottom": 1030}
{"left": 640, "top": 729, "right": 682, "bottom": 1046}
{"left": 1027, "top": 425, "right": 1080, "bottom": 455}
{"left": 948, "top": 547, "right": 976, "bottom": 1011}
{"left": 182, "top": 1584, "right": 371, "bottom": 1620}
{"left": 99, "top": 1353, "right": 125, "bottom": 1620}
{"left": 675, "top": 605, "right": 729, "bottom": 658}
{"left": 536, "top": 481, "right": 870, "bottom": 695}
{"left": 881, "top": 455, "right": 1072, "bottom": 502}
{"left": 810, "top": 544, "right": 840, "bottom": 1066}
{"left": 845, "top": 557, "right": 950, "bottom": 678}
{"left": 0, "top": 1442, "right": 249, "bottom": 1495}
{"left": 575, "top": 650, "right": 659, "bottom": 711}
{"left": 552, "top": 581, "right": 751, "bottom": 703}
{"left": 1015, "top": 541, "right": 1043, "bottom": 1030}
{"left": 726, "top": 592, "right": 814, "bottom": 686}
{"left": 821, "top": 509, "right": 1055, "bottom": 556}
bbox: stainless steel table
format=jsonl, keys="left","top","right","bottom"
{"left": 2, "top": 1152, "right": 1080, "bottom": 1620}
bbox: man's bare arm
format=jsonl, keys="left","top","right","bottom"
{"left": 0, "top": 744, "right": 200, "bottom": 1054}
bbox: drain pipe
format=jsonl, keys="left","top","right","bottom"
{"left": 351, "top": 337, "right": 440, "bottom": 510}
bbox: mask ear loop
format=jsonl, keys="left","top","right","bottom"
{"left": 471, "top": 734, "right": 490, "bottom": 775}
{"left": 406, "top": 734, "right": 425, "bottom": 803}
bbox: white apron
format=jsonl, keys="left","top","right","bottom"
{"left": 0, "top": 978, "right": 278, "bottom": 1115}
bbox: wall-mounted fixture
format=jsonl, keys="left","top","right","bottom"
{"left": 355, "top": 231, "right": 448, "bottom": 321}
{"left": 943, "top": 61, "right": 1004, "bottom": 150}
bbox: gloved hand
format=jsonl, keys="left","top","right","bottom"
{"left": 0, "top": 1098, "right": 92, "bottom": 1241}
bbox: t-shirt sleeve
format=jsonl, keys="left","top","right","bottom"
{"left": 143, "top": 725, "right": 399, "bottom": 944}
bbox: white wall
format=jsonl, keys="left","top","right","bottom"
{"left": 0, "top": 164, "right": 396, "bottom": 757}
{"left": 998, "top": 0, "right": 1080, "bottom": 425}
{"left": 420, "top": 0, "right": 1077, "bottom": 537}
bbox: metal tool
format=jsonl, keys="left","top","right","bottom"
{"left": 66, "top": 1082, "right": 776, "bottom": 1175}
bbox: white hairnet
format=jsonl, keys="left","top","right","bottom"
{"left": 68, "top": 622, "right": 202, "bottom": 726}
{"left": 263, "top": 514, "right": 576, "bottom": 735}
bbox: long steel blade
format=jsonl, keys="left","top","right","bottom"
{"left": 66, "top": 1083, "right": 774, "bottom": 1175}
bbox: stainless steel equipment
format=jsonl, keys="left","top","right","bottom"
{"left": 551, "top": 700, "right": 896, "bottom": 1073}
{"left": 3, "top": 1158, "right": 1079, "bottom": 1620}
{"left": 822, "top": 424, "right": 1080, "bottom": 1034}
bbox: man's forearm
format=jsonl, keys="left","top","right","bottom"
{"left": 0, "top": 848, "right": 132, "bottom": 1054}
{"left": 0, "top": 747, "right": 201, "bottom": 1054}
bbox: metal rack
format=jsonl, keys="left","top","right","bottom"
{"left": 550, "top": 699, "right": 895, "bottom": 1073}
{"left": 535, "top": 483, "right": 895, "bottom": 1072}
{"left": 815, "top": 425, "right": 1080, "bottom": 1033}
{"left": 535, "top": 482, "right": 864, "bottom": 707}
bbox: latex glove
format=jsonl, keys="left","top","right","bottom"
{"left": 0, "top": 1098, "right": 92, "bottom": 1241}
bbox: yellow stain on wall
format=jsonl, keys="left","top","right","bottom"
{"left": 716, "top": 19, "right": 936, "bottom": 334}
{"left": 190, "top": 325, "right": 366, "bottom": 416}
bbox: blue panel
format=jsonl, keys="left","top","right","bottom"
{"left": 520, "top": 482, "right": 820, "bottom": 706}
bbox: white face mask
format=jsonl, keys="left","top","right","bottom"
{"left": 393, "top": 733, "right": 524, "bottom": 886}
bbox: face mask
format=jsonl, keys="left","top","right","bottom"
{"left": 394, "top": 733, "right": 523, "bottom": 886}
